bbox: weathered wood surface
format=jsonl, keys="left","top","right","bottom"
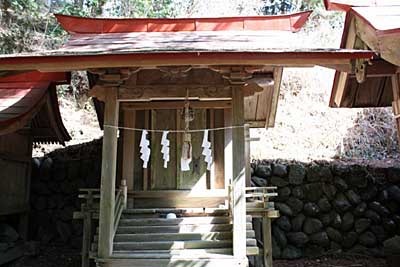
{"left": 122, "top": 110, "right": 135, "bottom": 208}
{"left": 0, "top": 132, "right": 31, "bottom": 215}
{"left": 231, "top": 86, "right": 247, "bottom": 259}
{"left": 98, "top": 87, "right": 119, "bottom": 258}
{"left": 151, "top": 109, "right": 177, "bottom": 190}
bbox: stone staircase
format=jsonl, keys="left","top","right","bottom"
{"left": 92, "top": 208, "right": 258, "bottom": 267}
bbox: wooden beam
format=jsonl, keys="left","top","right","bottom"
{"left": 98, "top": 87, "right": 119, "bottom": 258}
{"left": 0, "top": 52, "right": 372, "bottom": 72}
{"left": 391, "top": 74, "right": 400, "bottom": 143}
{"left": 122, "top": 100, "right": 231, "bottom": 110}
{"left": 122, "top": 110, "right": 136, "bottom": 208}
{"left": 231, "top": 85, "right": 247, "bottom": 259}
{"left": 268, "top": 67, "right": 283, "bottom": 127}
{"left": 118, "top": 85, "right": 231, "bottom": 101}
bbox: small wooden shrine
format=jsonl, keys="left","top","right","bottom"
{"left": 324, "top": 0, "right": 400, "bottom": 139}
{"left": 0, "top": 71, "right": 70, "bottom": 250}
{"left": 0, "top": 11, "right": 373, "bottom": 267}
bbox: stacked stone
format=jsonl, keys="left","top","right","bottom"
{"left": 30, "top": 139, "right": 102, "bottom": 248}
{"left": 251, "top": 160, "right": 400, "bottom": 259}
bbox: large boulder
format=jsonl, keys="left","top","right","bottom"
{"left": 287, "top": 232, "right": 309, "bottom": 247}
{"left": 303, "top": 202, "right": 320, "bottom": 217}
{"left": 277, "top": 187, "right": 291, "bottom": 201}
{"left": 383, "top": 236, "right": 400, "bottom": 255}
{"left": 369, "top": 201, "right": 390, "bottom": 216}
{"left": 341, "top": 212, "right": 354, "bottom": 232}
{"left": 276, "top": 216, "right": 291, "bottom": 232}
{"left": 361, "top": 185, "right": 378, "bottom": 201}
{"left": 281, "top": 245, "right": 303, "bottom": 259}
{"left": 310, "top": 231, "right": 330, "bottom": 247}
{"left": 292, "top": 186, "right": 304, "bottom": 199}
{"left": 303, "top": 218, "right": 323, "bottom": 235}
{"left": 272, "top": 163, "right": 288, "bottom": 177}
{"left": 307, "top": 164, "right": 333, "bottom": 182}
{"left": 255, "top": 164, "right": 272, "bottom": 178}
{"left": 345, "top": 190, "right": 361, "bottom": 205}
{"left": 355, "top": 218, "right": 371, "bottom": 234}
{"left": 326, "top": 227, "right": 343, "bottom": 243}
{"left": 342, "top": 232, "right": 358, "bottom": 249}
{"left": 271, "top": 176, "right": 289, "bottom": 187}
{"left": 354, "top": 202, "right": 367, "bottom": 217}
{"left": 292, "top": 214, "right": 306, "bottom": 232}
{"left": 317, "top": 197, "right": 332, "bottom": 213}
{"left": 365, "top": 210, "right": 381, "bottom": 224}
{"left": 303, "top": 183, "right": 323, "bottom": 202}
{"left": 286, "top": 197, "right": 303, "bottom": 215}
{"left": 359, "top": 231, "right": 377, "bottom": 247}
{"left": 0, "top": 223, "right": 19, "bottom": 242}
{"left": 251, "top": 176, "right": 267, "bottom": 187}
{"left": 272, "top": 226, "right": 287, "bottom": 248}
{"left": 288, "top": 164, "right": 305, "bottom": 185}
{"left": 334, "top": 178, "right": 348, "bottom": 191}
{"left": 272, "top": 236, "right": 282, "bottom": 259}
{"left": 333, "top": 193, "right": 351, "bottom": 213}
{"left": 330, "top": 212, "right": 342, "bottom": 229}
{"left": 322, "top": 183, "right": 337, "bottom": 200}
{"left": 275, "top": 203, "right": 293, "bottom": 217}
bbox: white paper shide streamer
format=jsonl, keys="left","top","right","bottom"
{"left": 202, "top": 130, "right": 212, "bottom": 170}
{"left": 181, "top": 133, "right": 192, "bottom": 171}
{"left": 161, "top": 131, "right": 170, "bottom": 168}
{"left": 140, "top": 130, "right": 151, "bottom": 168}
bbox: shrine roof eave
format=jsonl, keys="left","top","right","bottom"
{"left": 323, "top": 0, "right": 400, "bottom": 11}
{"left": 55, "top": 11, "right": 312, "bottom": 34}
{"left": 0, "top": 50, "right": 375, "bottom": 72}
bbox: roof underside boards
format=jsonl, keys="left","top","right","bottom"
{"left": 327, "top": 3, "right": 400, "bottom": 108}
{"left": 55, "top": 11, "right": 312, "bottom": 34}
{"left": 0, "top": 71, "right": 71, "bottom": 144}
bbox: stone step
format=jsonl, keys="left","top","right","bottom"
{"left": 119, "top": 217, "right": 230, "bottom": 226}
{"left": 96, "top": 258, "right": 247, "bottom": 267}
{"left": 122, "top": 208, "right": 229, "bottom": 218}
{"left": 92, "top": 239, "right": 257, "bottom": 251}
{"left": 94, "top": 230, "right": 255, "bottom": 242}
{"left": 98, "top": 223, "right": 253, "bottom": 234}
{"left": 111, "top": 247, "right": 260, "bottom": 257}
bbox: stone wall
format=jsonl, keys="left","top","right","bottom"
{"left": 29, "top": 139, "right": 102, "bottom": 247}
{"left": 251, "top": 160, "right": 400, "bottom": 259}
{"left": 29, "top": 139, "right": 400, "bottom": 259}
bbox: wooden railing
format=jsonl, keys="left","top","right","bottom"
{"left": 74, "top": 179, "right": 127, "bottom": 267}
{"left": 113, "top": 180, "right": 127, "bottom": 238}
{"left": 246, "top": 187, "right": 279, "bottom": 267}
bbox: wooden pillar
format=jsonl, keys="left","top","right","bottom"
{"left": 391, "top": 74, "right": 400, "bottom": 142}
{"left": 244, "top": 124, "right": 251, "bottom": 187}
{"left": 98, "top": 87, "right": 119, "bottom": 258}
{"left": 122, "top": 110, "right": 135, "bottom": 208}
{"left": 231, "top": 85, "right": 247, "bottom": 259}
{"left": 224, "top": 109, "right": 233, "bottom": 188}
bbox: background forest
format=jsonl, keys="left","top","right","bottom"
{"left": 0, "top": 0, "right": 398, "bottom": 161}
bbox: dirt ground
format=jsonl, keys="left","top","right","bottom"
{"left": 8, "top": 244, "right": 389, "bottom": 267}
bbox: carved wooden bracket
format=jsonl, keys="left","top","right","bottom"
{"left": 158, "top": 66, "right": 193, "bottom": 80}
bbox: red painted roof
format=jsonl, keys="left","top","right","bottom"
{"left": 0, "top": 71, "right": 71, "bottom": 144}
{"left": 55, "top": 11, "right": 312, "bottom": 34}
{"left": 326, "top": 0, "right": 400, "bottom": 108}
{"left": 324, "top": 0, "right": 400, "bottom": 11}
